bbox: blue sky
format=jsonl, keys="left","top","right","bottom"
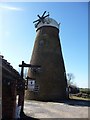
{"left": 0, "top": 2, "right": 88, "bottom": 88}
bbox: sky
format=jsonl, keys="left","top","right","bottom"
{"left": 0, "top": 2, "right": 88, "bottom": 88}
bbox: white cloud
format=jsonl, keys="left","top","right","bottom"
{"left": 0, "top": 4, "right": 24, "bottom": 11}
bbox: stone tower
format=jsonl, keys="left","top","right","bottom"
{"left": 25, "top": 11, "right": 68, "bottom": 101}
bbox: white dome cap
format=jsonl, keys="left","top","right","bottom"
{"left": 35, "top": 17, "right": 60, "bottom": 31}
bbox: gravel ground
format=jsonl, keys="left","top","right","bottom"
{"left": 24, "top": 100, "right": 89, "bottom": 118}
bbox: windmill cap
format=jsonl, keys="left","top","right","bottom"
{"left": 35, "top": 17, "right": 60, "bottom": 31}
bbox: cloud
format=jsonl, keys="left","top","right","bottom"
{"left": 0, "top": 4, "right": 24, "bottom": 11}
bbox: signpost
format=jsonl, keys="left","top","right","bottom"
{"left": 19, "top": 61, "right": 41, "bottom": 116}
{"left": 28, "top": 80, "right": 35, "bottom": 91}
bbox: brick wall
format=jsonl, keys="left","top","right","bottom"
{"left": 2, "top": 74, "right": 17, "bottom": 119}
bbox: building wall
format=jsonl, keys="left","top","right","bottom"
{"left": 25, "top": 26, "right": 67, "bottom": 101}
{"left": 0, "top": 57, "right": 2, "bottom": 119}
{"left": 2, "top": 77, "right": 16, "bottom": 119}
{"left": 1, "top": 57, "right": 23, "bottom": 119}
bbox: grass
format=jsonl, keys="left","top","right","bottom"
{"left": 69, "top": 95, "right": 90, "bottom": 101}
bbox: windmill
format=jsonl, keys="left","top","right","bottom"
{"left": 33, "top": 11, "right": 49, "bottom": 28}
{"left": 25, "top": 11, "right": 68, "bottom": 101}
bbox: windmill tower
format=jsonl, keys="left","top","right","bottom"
{"left": 25, "top": 11, "right": 68, "bottom": 101}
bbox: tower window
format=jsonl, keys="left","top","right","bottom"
{"left": 39, "top": 40, "right": 44, "bottom": 47}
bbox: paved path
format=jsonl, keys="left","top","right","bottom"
{"left": 24, "top": 100, "right": 89, "bottom": 118}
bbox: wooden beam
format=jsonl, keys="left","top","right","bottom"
{"left": 19, "top": 61, "right": 41, "bottom": 68}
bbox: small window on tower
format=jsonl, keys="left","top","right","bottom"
{"left": 39, "top": 40, "right": 44, "bottom": 47}
{"left": 46, "top": 41, "right": 49, "bottom": 47}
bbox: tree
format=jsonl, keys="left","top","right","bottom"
{"left": 66, "top": 73, "right": 75, "bottom": 86}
